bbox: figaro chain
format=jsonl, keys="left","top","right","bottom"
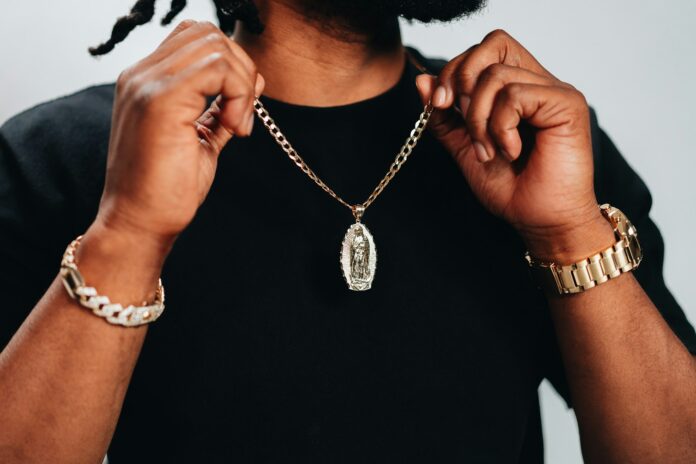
{"left": 252, "top": 99, "right": 433, "bottom": 214}
{"left": 250, "top": 51, "right": 434, "bottom": 291}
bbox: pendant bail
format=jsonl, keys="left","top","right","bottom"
{"left": 352, "top": 205, "right": 366, "bottom": 223}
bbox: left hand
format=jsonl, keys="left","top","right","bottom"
{"left": 416, "top": 30, "right": 614, "bottom": 261}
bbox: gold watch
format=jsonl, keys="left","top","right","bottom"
{"left": 524, "top": 203, "right": 643, "bottom": 295}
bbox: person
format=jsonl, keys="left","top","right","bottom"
{"left": 1, "top": 0, "right": 695, "bottom": 462}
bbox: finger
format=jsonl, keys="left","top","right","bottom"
{"left": 415, "top": 74, "right": 473, "bottom": 163}
{"left": 435, "top": 29, "right": 555, "bottom": 109}
{"left": 196, "top": 98, "right": 235, "bottom": 153}
{"left": 133, "top": 22, "right": 262, "bottom": 120}
{"left": 211, "top": 67, "right": 264, "bottom": 143}
{"left": 146, "top": 33, "right": 257, "bottom": 130}
{"left": 163, "top": 52, "right": 256, "bottom": 139}
{"left": 200, "top": 69, "right": 265, "bottom": 147}
{"left": 161, "top": 29, "right": 260, "bottom": 106}
{"left": 226, "top": 39, "right": 258, "bottom": 84}
{"left": 487, "top": 83, "right": 590, "bottom": 162}
{"left": 428, "top": 47, "right": 473, "bottom": 109}
{"left": 154, "top": 32, "right": 238, "bottom": 76}
{"left": 415, "top": 73, "right": 436, "bottom": 106}
{"left": 465, "top": 63, "right": 557, "bottom": 162}
{"left": 254, "top": 73, "right": 265, "bottom": 96}
{"left": 141, "top": 21, "right": 225, "bottom": 68}
{"left": 156, "top": 23, "right": 258, "bottom": 86}
{"left": 160, "top": 28, "right": 257, "bottom": 85}
{"left": 225, "top": 38, "right": 264, "bottom": 110}
{"left": 160, "top": 18, "right": 197, "bottom": 43}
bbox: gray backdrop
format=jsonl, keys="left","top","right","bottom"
{"left": 1, "top": 1, "right": 694, "bottom": 462}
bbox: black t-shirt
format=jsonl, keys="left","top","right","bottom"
{"left": 1, "top": 48, "right": 695, "bottom": 463}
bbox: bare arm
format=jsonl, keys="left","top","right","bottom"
{"left": 528, "top": 223, "right": 696, "bottom": 463}
{"left": 0, "top": 224, "right": 167, "bottom": 463}
{"left": 0, "top": 20, "right": 261, "bottom": 463}
{"left": 415, "top": 28, "right": 696, "bottom": 463}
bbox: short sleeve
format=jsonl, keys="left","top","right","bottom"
{"left": 545, "top": 108, "right": 696, "bottom": 406}
{"left": 0, "top": 132, "right": 62, "bottom": 347}
{"left": 589, "top": 108, "right": 696, "bottom": 354}
{"left": 0, "top": 85, "right": 114, "bottom": 348}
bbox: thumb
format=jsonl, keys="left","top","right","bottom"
{"left": 415, "top": 74, "right": 472, "bottom": 156}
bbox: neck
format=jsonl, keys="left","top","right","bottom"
{"left": 233, "top": 0, "right": 406, "bottom": 107}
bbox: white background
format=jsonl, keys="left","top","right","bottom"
{"left": 1, "top": 1, "right": 695, "bottom": 462}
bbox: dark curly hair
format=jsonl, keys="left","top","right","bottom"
{"left": 88, "top": 0, "right": 264, "bottom": 56}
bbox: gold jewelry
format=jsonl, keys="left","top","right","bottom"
{"left": 252, "top": 62, "right": 433, "bottom": 291}
{"left": 60, "top": 236, "right": 165, "bottom": 326}
{"left": 524, "top": 203, "right": 643, "bottom": 295}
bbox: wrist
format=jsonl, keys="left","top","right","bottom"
{"left": 87, "top": 218, "right": 176, "bottom": 266}
{"left": 68, "top": 220, "right": 174, "bottom": 306}
{"left": 519, "top": 213, "right": 616, "bottom": 264}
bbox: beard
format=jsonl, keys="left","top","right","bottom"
{"left": 296, "top": 0, "right": 487, "bottom": 24}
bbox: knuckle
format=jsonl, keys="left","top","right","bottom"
{"left": 205, "top": 42, "right": 229, "bottom": 57}
{"left": 570, "top": 92, "right": 590, "bottom": 121}
{"left": 203, "top": 32, "right": 225, "bottom": 46}
{"left": 489, "top": 121, "right": 508, "bottom": 140}
{"left": 209, "top": 54, "right": 231, "bottom": 72}
{"left": 570, "top": 87, "right": 588, "bottom": 107}
{"left": 480, "top": 63, "right": 507, "bottom": 83}
{"left": 485, "top": 28, "right": 510, "bottom": 42}
{"left": 130, "top": 80, "right": 161, "bottom": 110}
{"left": 502, "top": 82, "right": 524, "bottom": 102}
{"left": 562, "top": 86, "right": 589, "bottom": 114}
{"left": 116, "top": 67, "right": 143, "bottom": 97}
{"left": 557, "top": 79, "right": 576, "bottom": 90}
{"left": 453, "top": 67, "right": 477, "bottom": 94}
{"left": 116, "top": 68, "right": 132, "bottom": 91}
{"left": 198, "top": 21, "right": 218, "bottom": 32}
{"left": 466, "top": 114, "right": 489, "bottom": 136}
{"left": 176, "top": 19, "right": 197, "bottom": 31}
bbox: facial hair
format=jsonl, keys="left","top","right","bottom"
{"left": 297, "top": 0, "right": 487, "bottom": 24}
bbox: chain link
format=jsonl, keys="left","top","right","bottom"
{"left": 253, "top": 97, "right": 433, "bottom": 215}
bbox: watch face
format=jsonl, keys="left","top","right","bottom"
{"left": 628, "top": 233, "right": 643, "bottom": 266}
{"left": 603, "top": 206, "right": 642, "bottom": 267}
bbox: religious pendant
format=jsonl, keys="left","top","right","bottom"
{"left": 340, "top": 205, "right": 377, "bottom": 291}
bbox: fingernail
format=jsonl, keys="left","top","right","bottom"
{"left": 432, "top": 86, "right": 447, "bottom": 107}
{"left": 199, "top": 113, "right": 214, "bottom": 126}
{"left": 255, "top": 73, "right": 266, "bottom": 96}
{"left": 458, "top": 95, "right": 471, "bottom": 115}
{"left": 415, "top": 74, "right": 428, "bottom": 92}
{"left": 246, "top": 111, "right": 254, "bottom": 134}
{"left": 474, "top": 141, "right": 492, "bottom": 163}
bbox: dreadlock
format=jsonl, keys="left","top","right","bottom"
{"left": 161, "top": 0, "right": 188, "bottom": 25}
{"left": 89, "top": 0, "right": 264, "bottom": 56}
{"left": 213, "top": 0, "right": 264, "bottom": 35}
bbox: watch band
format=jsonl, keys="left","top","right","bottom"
{"left": 524, "top": 203, "right": 643, "bottom": 295}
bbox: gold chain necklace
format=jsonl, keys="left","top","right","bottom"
{"left": 252, "top": 56, "right": 433, "bottom": 291}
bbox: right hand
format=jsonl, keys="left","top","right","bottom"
{"left": 95, "top": 20, "right": 264, "bottom": 246}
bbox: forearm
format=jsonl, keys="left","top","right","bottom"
{"left": 550, "top": 273, "right": 696, "bottom": 462}
{"left": 526, "top": 219, "right": 696, "bottom": 462}
{"left": 0, "top": 221, "right": 171, "bottom": 464}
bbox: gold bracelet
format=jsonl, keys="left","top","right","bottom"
{"left": 59, "top": 236, "right": 165, "bottom": 327}
{"left": 524, "top": 204, "right": 643, "bottom": 295}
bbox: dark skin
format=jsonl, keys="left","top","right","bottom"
{"left": 1, "top": 1, "right": 695, "bottom": 462}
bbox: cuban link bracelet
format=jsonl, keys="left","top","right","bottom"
{"left": 60, "top": 236, "right": 165, "bottom": 327}
{"left": 253, "top": 98, "right": 433, "bottom": 291}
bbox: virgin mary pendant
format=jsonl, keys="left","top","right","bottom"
{"left": 340, "top": 206, "right": 377, "bottom": 291}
